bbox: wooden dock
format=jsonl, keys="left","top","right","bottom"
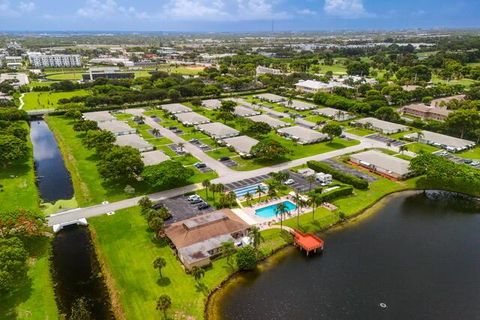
{"left": 292, "top": 230, "right": 324, "bottom": 255}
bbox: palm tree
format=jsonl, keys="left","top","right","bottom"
{"left": 308, "top": 193, "right": 319, "bottom": 221}
{"left": 306, "top": 175, "right": 316, "bottom": 192}
{"left": 292, "top": 193, "right": 304, "bottom": 227}
{"left": 202, "top": 179, "right": 211, "bottom": 199}
{"left": 227, "top": 191, "right": 237, "bottom": 207}
{"left": 156, "top": 294, "right": 172, "bottom": 319}
{"left": 244, "top": 192, "right": 253, "bottom": 206}
{"left": 220, "top": 241, "right": 236, "bottom": 266}
{"left": 416, "top": 131, "right": 424, "bottom": 142}
{"left": 249, "top": 226, "right": 264, "bottom": 251}
{"left": 209, "top": 183, "right": 217, "bottom": 202}
{"left": 275, "top": 202, "right": 289, "bottom": 229}
{"left": 191, "top": 266, "right": 205, "bottom": 282}
{"left": 153, "top": 257, "right": 167, "bottom": 279}
{"left": 151, "top": 128, "right": 161, "bottom": 137}
{"left": 399, "top": 145, "right": 408, "bottom": 154}
{"left": 267, "top": 187, "right": 277, "bottom": 201}
{"left": 149, "top": 217, "right": 164, "bottom": 238}
{"left": 335, "top": 109, "right": 344, "bottom": 121}
{"left": 256, "top": 185, "right": 264, "bottom": 200}
{"left": 178, "top": 142, "right": 185, "bottom": 152}
{"left": 216, "top": 183, "right": 225, "bottom": 195}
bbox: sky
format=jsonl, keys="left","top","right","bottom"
{"left": 0, "top": 0, "right": 479, "bottom": 32}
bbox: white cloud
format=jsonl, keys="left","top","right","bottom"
{"left": 0, "top": 0, "right": 35, "bottom": 17}
{"left": 19, "top": 1, "right": 35, "bottom": 12}
{"left": 162, "top": 0, "right": 289, "bottom": 21}
{"left": 77, "top": 0, "right": 148, "bottom": 19}
{"left": 324, "top": 0, "right": 371, "bottom": 18}
{"left": 297, "top": 8, "right": 317, "bottom": 15}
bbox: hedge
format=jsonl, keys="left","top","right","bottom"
{"left": 320, "top": 185, "right": 354, "bottom": 202}
{"left": 307, "top": 160, "right": 369, "bottom": 190}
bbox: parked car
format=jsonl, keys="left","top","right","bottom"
{"left": 194, "top": 162, "right": 206, "bottom": 168}
{"left": 219, "top": 157, "right": 230, "bottom": 162}
{"left": 197, "top": 203, "right": 210, "bottom": 210}
{"left": 187, "top": 194, "right": 201, "bottom": 201}
{"left": 283, "top": 178, "right": 295, "bottom": 185}
{"left": 189, "top": 138, "right": 199, "bottom": 143}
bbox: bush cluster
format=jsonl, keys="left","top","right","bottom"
{"left": 307, "top": 160, "right": 369, "bottom": 190}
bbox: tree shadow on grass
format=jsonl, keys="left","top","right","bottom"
{"left": 157, "top": 277, "right": 171, "bottom": 287}
{"left": 195, "top": 282, "right": 209, "bottom": 296}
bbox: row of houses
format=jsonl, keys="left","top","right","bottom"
{"left": 404, "top": 130, "right": 475, "bottom": 152}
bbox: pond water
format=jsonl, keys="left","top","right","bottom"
{"left": 30, "top": 120, "right": 73, "bottom": 203}
{"left": 51, "top": 226, "right": 114, "bottom": 319}
{"left": 210, "top": 191, "right": 480, "bottom": 320}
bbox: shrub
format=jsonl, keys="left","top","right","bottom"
{"left": 236, "top": 246, "right": 257, "bottom": 271}
{"left": 307, "top": 160, "right": 369, "bottom": 190}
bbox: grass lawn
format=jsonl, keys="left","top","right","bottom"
{"left": 457, "top": 147, "right": 480, "bottom": 160}
{"left": 431, "top": 74, "right": 478, "bottom": 87}
{"left": 90, "top": 206, "right": 290, "bottom": 320}
{"left": 313, "top": 63, "right": 347, "bottom": 75}
{"left": 0, "top": 123, "right": 39, "bottom": 212}
{"left": 45, "top": 71, "right": 83, "bottom": 81}
{"left": 156, "top": 64, "right": 205, "bottom": 75}
{"left": 22, "top": 90, "right": 90, "bottom": 111}
{"left": 346, "top": 128, "right": 375, "bottom": 136}
{"left": 406, "top": 142, "right": 440, "bottom": 154}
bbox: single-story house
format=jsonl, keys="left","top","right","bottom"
{"left": 249, "top": 114, "right": 290, "bottom": 129}
{"left": 254, "top": 93, "right": 286, "bottom": 103}
{"left": 350, "top": 150, "right": 411, "bottom": 180}
{"left": 196, "top": 122, "right": 240, "bottom": 139}
{"left": 141, "top": 150, "right": 170, "bottom": 166}
{"left": 277, "top": 126, "right": 329, "bottom": 145}
{"left": 98, "top": 120, "right": 136, "bottom": 136}
{"left": 115, "top": 134, "right": 154, "bottom": 152}
{"left": 281, "top": 99, "right": 316, "bottom": 111}
{"left": 404, "top": 130, "right": 475, "bottom": 152}
{"left": 83, "top": 111, "right": 116, "bottom": 123}
{"left": 352, "top": 117, "right": 408, "bottom": 134}
{"left": 222, "top": 135, "right": 259, "bottom": 157}
{"left": 165, "top": 209, "right": 250, "bottom": 270}
{"left": 313, "top": 107, "right": 354, "bottom": 121}
{"left": 202, "top": 99, "right": 222, "bottom": 110}
{"left": 159, "top": 103, "right": 192, "bottom": 114}
{"left": 294, "top": 118, "right": 317, "bottom": 129}
{"left": 175, "top": 112, "right": 211, "bottom": 126}
{"left": 234, "top": 106, "right": 260, "bottom": 117}
{"left": 225, "top": 97, "right": 256, "bottom": 108}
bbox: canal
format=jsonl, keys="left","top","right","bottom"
{"left": 210, "top": 191, "right": 480, "bottom": 320}
{"left": 30, "top": 120, "right": 73, "bottom": 203}
{"left": 30, "top": 119, "right": 113, "bottom": 319}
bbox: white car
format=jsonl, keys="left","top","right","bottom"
{"left": 187, "top": 194, "right": 201, "bottom": 201}
{"left": 284, "top": 179, "right": 295, "bottom": 185}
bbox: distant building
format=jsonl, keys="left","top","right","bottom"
{"left": 0, "top": 73, "right": 29, "bottom": 87}
{"left": 256, "top": 66, "right": 284, "bottom": 76}
{"left": 350, "top": 150, "right": 411, "bottom": 180}
{"left": 404, "top": 131, "right": 475, "bottom": 152}
{"left": 352, "top": 117, "right": 408, "bottom": 135}
{"left": 295, "top": 79, "right": 352, "bottom": 93}
{"left": 82, "top": 67, "right": 134, "bottom": 81}
{"left": 401, "top": 103, "right": 452, "bottom": 121}
{"left": 28, "top": 53, "right": 82, "bottom": 68}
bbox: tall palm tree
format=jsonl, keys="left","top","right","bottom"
{"left": 267, "top": 187, "right": 277, "bottom": 201}
{"left": 292, "top": 193, "right": 304, "bottom": 227}
{"left": 153, "top": 257, "right": 167, "bottom": 279}
{"left": 156, "top": 295, "right": 172, "bottom": 320}
{"left": 209, "top": 183, "right": 217, "bottom": 202}
{"left": 308, "top": 193, "right": 319, "bottom": 221}
{"left": 249, "top": 226, "right": 264, "bottom": 251}
{"left": 416, "top": 131, "right": 424, "bottom": 142}
{"left": 178, "top": 142, "right": 185, "bottom": 152}
{"left": 220, "top": 241, "right": 236, "bottom": 266}
{"left": 275, "top": 202, "right": 289, "bottom": 229}
{"left": 244, "top": 192, "right": 253, "bottom": 206}
{"left": 151, "top": 128, "right": 161, "bottom": 137}
{"left": 256, "top": 185, "right": 265, "bottom": 200}
{"left": 216, "top": 183, "right": 225, "bottom": 194}
{"left": 399, "top": 145, "right": 408, "bottom": 154}
{"left": 191, "top": 266, "right": 205, "bottom": 282}
{"left": 306, "top": 175, "right": 316, "bottom": 192}
{"left": 202, "top": 179, "right": 211, "bottom": 199}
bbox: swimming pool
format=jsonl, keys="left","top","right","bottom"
{"left": 255, "top": 201, "right": 297, "bottom": 219}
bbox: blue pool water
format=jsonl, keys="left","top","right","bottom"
{"left": 255, "top": 201, "right": 297, "bottom": 218}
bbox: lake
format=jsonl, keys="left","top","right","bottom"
{"left": 30, "top": 120, "right": 73, "bottom": 203}
{"left": 210, "top": 191, "right": 480, "bottom": 320}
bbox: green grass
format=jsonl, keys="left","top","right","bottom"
{"left": 406, "top": 142, "right": 440, "bottom": 154}
{"left": 0, "top": 122, "right": 40, "bottom": 212}
{"left": 90, "top": 206, "right": 289, "bottom": 319}
{"left": 346, "top": 128, "right": 375, "bottom": 136}
{"left": 22, "top": 90, "right": 90, "bottom": 111}
{"left": 457, "top": 147, "right": 480, "bottom": 160}
{"left": 313, "top": 63, "right": 347, "bottom": 75}
{"left": 431, "top": 74, "right": 478, "bottom": 88}
{"left": 45, "top": 71, "right": 83, "bottom": 81}
{"left": 0, "top": 237, "right": 58, "bottom": 320}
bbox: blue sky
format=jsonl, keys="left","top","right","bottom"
{"left": 0, "top": 0, "right": 478, "bottom": 32}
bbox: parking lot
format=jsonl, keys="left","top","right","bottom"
{"left": 160, "top": 194, "right": 215, "bottom": 225}
{"left": 219, "top": 158, "right": 238, "bottom": 167}
{"left": 435, "top": 151, "right": 480, "bottom": 168}
{"left": 189, "top": 138, "right": 212, "bottom": 151}
{"left": 287, "top": 171, "right": 320, "bottom": 193}
{"left": 323, "top": 159, "right": 377, "bottom": 182}
{"left": 167, "top": 143, "right": 186, "bottom": 155}
{"left": 224, "top": 174, "right": 270, "bottom": 191}
{"left": 367, "top": 134, "right": 405, "bottom": 147}
{"left": 167, "top": 126, "right": 184, "bottom": 135}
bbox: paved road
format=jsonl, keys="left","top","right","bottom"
{"left": 47, "top": 110, "right": 400, "bottom": 227}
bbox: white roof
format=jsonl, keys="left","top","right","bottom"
{"left": 142, "top": 150, "right": 170, "bottom": 166}
{"left": 202, "top": 99, "right": 222, "bottom": 110}
{"left": 223, "top": 136, "right": 259, "bottom": 155}
{"left": 115, "top": 134, "right": 153, "bottom": 151}
{"left": 254, "top": 93, "right": 286, "bottom": 102}
{"left": 160, "top": 103, "right": 192, "bottom": 114}
{"left": 355, "top": 117, "right": 408, "bottom": 132}
{"left": 83, "top": 111, "right": 115, "bottom": 122}
{"left": 197, "top": 122, "right": 239, "bottom": 138}
{"left": 314, "top": 107, "right": 352, "bottom": 119}
{"left": 282, "top": 100, "right": 316, "bottom": 110}
{"left": 277, "top": 126, "right": 328, "bottom": 143}
{"left": 98, "top": 120, "right": 135, "bottom": 134}
{"left": 175, "top": 112, "right": 210, "bottom": 125}
{"left": 249, "top": 114, "right": 289, "bottom": 128}
{"left": 295, "top": 79, "right": 353, "bottom": 91}
{"left": 405, "top": 131, "right": 475, "bottom": 149}
{"left": 234, "top": 106, "right": 260, "bottom": 117}
{"left": 351, "top": 150, "right": 410, "bottom": 176}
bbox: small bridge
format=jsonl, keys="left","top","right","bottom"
{"left": 27, "top": 109, "right": 56, "bottom": 117}
{"left": 52, "top": 218, "right": 88, "bottom": 233}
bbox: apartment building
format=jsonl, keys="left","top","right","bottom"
{"left": 28, "top": 53, "right": 82, "bottom": 68}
